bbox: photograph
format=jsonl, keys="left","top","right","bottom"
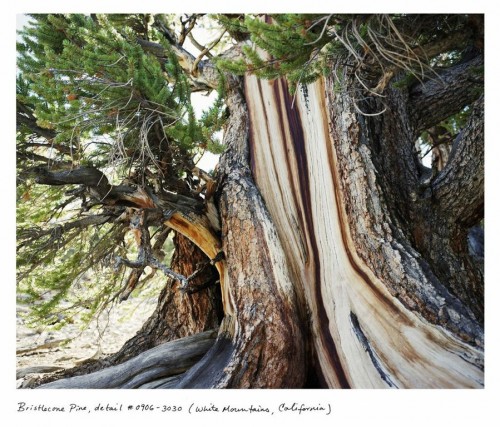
{"left": 9, "top": 3, "right": 497, "bottom": 425}
{"left": 15, "top": 11, "right": 484, "bottom": 390}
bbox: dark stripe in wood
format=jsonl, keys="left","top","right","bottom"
{"left": 349, "top": 311, "right": 398, "bottom": 388}
{"left": 271, "top": 79, "right": 350, "bottom": 389}
{"left": 254, "top": 79, "right": 288, "bottom": 211}
{"left": 246, "top": 78, "right": 306, "bottom": 254}
{"left": 246, "top": 80, "right": 258, "bottom": 177}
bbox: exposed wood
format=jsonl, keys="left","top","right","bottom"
{"left": 138, "top": 375, "right": 182, "bottom": 389}
{"left": 31, "top": 165, "right": 225, "bottom": 294}
{"left": 245, "top": 74, "right": 483, "bottom": 388}
{"left": 37, "top": 330, "right": 216, "bottom": 389}
{"left": 327, "top": 72, "right": 483, "bottom": 340}
{"left": 164, "top": 211, "right": 225, "bottom": 292}
{"left": 19, "top": 14, "right": 485, "bottom": 391}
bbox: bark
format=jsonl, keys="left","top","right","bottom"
{"left": 176, "top": 80, "right": 306, "bottom": 388}
{"left": 33, "top": 233, "right": 221, "bottom": 387}
{"left": 412, "top": 98, "right": 484, "bottom": 322}
{"left": 36, "top": 77, "right": 307, "bottom": 389}
{"left": 107, "top": 233, "right": 222, "bottom": 362}
{"left": 409, "top": 55, "right": 483, "bottom": 135}
{"left": 431, "top": 98, "right": 484, "bottom": 227}
{"left": 32, "top": 166, "right": 205, "bottom": 213}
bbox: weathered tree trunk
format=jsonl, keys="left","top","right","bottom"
{"left": 244, "top": 69, "right": 483, "bottom": 388}
{"left": 174, "top": 80, "right": 307, "bottom": 388}
{"left": 37, "top": 56, "right": 484, "bottom": 389}
{"left": 38, "top": 330, "right": 217, "bottom": 389}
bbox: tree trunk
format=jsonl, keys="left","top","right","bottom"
{"left": 37, "top": 59, "right": 484, "bottom": 389}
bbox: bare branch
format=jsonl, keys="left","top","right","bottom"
{"left": 178, "top": 14, "right": 200, "bottom": 46}
{"left": 18, "top": 214, "right": 111, "bottom": 245}
{"left": 192, "top": 30, "right": 227, "bottom": 73}
{"left": 187, "top": 33, "right": 213, "bottom": 57}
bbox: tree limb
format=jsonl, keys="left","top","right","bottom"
{"left": 408, "top": 55, "right": 483, "bottom": 136}
{"left": 18, "top": 214, "right": 111, "bottom": 246}
{"left": 430, "top": 97, "right": 484, "bottom": 227}
{"left": 115, "top": 210, "right": 223, "bottom": 293}
{"left": 178, "top": 14, "right": 201, "bottom": 46}
{"left": 191, "top": 30, "right": 226, "bottom": 72}
{"left": 118, "top": 226, "right": 171, "bottom": 301}
{"left": 33, "top": 166, "right": 110, "bottom": 187}
{"left": 17, "top": 151, "right": 74, "bottom": 169}
{"left": 411, "top": 28, "right": 475, "bottom": 63}
{"left": 188, "top": 33, "right": 213, "bottom": 56}
{"left": 136, "top": 36, "right": 220, "bottom": 92}
{"left": 17, "top": 100, "right": 57, "bottom": 141}
{"left": 19, "top": 141, "right": 76, "bottom": 156}
{"left": 139, "top": 17, "right": 244, "bottom": 93}
{"left": 30, "top": 166, "right": 203, "bottom": 213}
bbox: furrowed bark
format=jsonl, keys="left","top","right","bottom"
{"left": 409, "top": 55, "right": 483, "bottom": 135}
{"left": 408, "top": 97, "right": 485, "bottom": 322}
{"left": 355, "top": 87, "right": 421, "bottom": 228}
{"left": 176, "top": 81, "right": 306, "bottom": 389}
{"left": 329, "top": 77, "right": 483, "bottom": 343}
{"left": 246, "top": 74, "right": 483, "bottom": 388}
{"left": 34, "top": 78, "right": 306, "bottom": 389}
{"left": 431, "top": 97, "right": 484, "bottom": 227}
{"left": 25, "top": 28, "right": 484, "bottom": 391}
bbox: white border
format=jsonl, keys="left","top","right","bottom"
{"left": 3, "top": 2, "right": 499, "bottom": 426}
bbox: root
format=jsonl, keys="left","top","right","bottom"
{"left": 37, "top": 330, "right": 216, "bottom": 389}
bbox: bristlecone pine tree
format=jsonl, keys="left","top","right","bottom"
{"left": 16, "top": 14, "right": 484, "bottom": 389}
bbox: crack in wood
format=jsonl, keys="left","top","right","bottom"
{"left": 349, "top": 312, "right": 398, "bottom": 388}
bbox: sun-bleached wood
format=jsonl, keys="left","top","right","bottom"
{"left": 37, "top": 330, "right": 216, "bottom": 389}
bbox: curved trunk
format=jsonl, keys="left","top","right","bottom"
{"left": 175, "top": 67, "right": 483, "bottom": 388}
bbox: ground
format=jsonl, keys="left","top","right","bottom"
{"left": 16, "top": 296, "right": 157, "bottom": 388}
